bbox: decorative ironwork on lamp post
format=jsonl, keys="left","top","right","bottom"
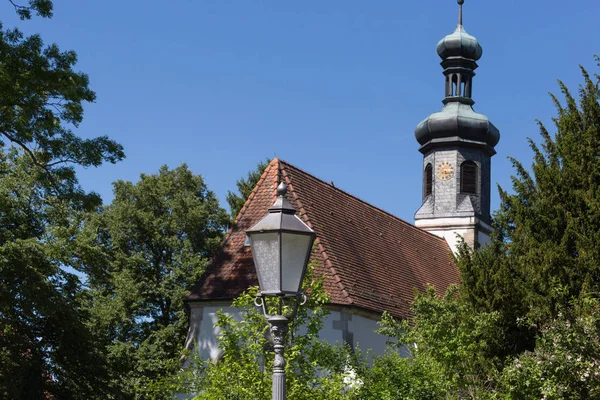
{"left": 246, "top": 182, "right": 316, "bottom": 400}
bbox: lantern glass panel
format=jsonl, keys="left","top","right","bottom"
{"left": 281, "top": 232, "right": 312, "bottom": 293}
{"left": 250, "top": 232, "right": 280, "bottom": 293}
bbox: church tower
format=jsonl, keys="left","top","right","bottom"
{"left": 414, "top": 0, "right": 500, "bottom": 253}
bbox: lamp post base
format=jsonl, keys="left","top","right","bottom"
{"left": 268, "top": 315, "right": 289, "bottom": 400}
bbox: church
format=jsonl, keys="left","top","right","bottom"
{"left": 184, "top": 0, "right": 500, "bottom": 360}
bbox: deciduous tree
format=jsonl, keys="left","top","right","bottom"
{"left": 78, "top": 165, "right": 228, "bottom": 398}
{"left": 0, "top": 1, "right": 124, "bottom": 397}
{"left": 0, "top": 150, "right": 111, "bottom": 399}
{"left": 0, "top": 1, "right": 124, "bottom": 188}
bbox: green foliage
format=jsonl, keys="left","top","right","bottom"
{"left": 0, "top": 2, "right": 124, "bottom": 397}
{"left": 7, "top": 0, "right": 53, "bottom": 20}
{"left": 0, "top": 0, "right": 123, "bottom": 198}
{"left": 226, "top": 158, "right": 270, "bottom": 222}
{"left": 358, "top": 286, "right": 500, "bottom": 399}
{"left": 358, "top": 351, "right": 447, "bottom": 400}
{"left": 456, "top": 241, "right": 537, "bottom": 360}
{"left": 0, "top": 149, "right": 110, "bottom": 399}
{"left": 368, "top": 291, "right": 600, "bottom": 399}
{"left": 78, "top": 164, "right": 228, "bottom": 398}
{"left": 499, "top": 305, "right": 600, "bottom": 399}
{"left": 0, "top": 11, "right": 124, "bottom": 184}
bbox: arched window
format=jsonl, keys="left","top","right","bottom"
{"left": 460, "top": 161, "right": 478, "bottom": 194}
{"left": 424, "top": 163, "right": 433, "bottom": 197}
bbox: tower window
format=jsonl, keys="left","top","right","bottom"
{"left": 460, "top": 161, "right": 477, "bottom": 194}
{"left": 424, "top": 163, "right": 433, "bottom": 197}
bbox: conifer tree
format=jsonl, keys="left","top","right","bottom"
{"left": 457, "top": 56, "right": 600, "bottom": 357}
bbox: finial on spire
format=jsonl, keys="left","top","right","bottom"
{"left": 276, "top": 182, "right": 288, "bottom": 197}
{"left": 458, "top": 0, "right": 464, "bottom": 25}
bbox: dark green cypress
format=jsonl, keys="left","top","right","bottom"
{"left": 457, "top": 56, "right": 600, "bottom": 358}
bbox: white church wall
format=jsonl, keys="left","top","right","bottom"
{"left": 316, "top": 311, "right": 345, "bottom": 345}
{"left": 185, "top": 302, "right": 244, "bottom": 361}
{"left": 415, "top": 215, "right": 493, "bottom": 253}
{"left": 350, "top": 312, "right": 390, "bottom": 355}
{"left": 433, "top": 227, "right": 471, "bottom": 255}
{"left": 415, "top": 215, "right": 475, "bottom": 253}
{"left": 186, "top": 302, "right": 398, "bottom": 363}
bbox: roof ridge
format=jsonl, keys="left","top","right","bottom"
{"left": 281, "top": 165, "right": 352, "bottom": 303}
{"left": 230, "top": 157, "right": 279, "bottom": 226}
{"left": 209, "top": 158, "right": 278, "bottom": 263}
{"left": 277, "top": 158, "right": 449, "bottom": 245}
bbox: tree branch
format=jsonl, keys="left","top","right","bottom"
{"left": 8, "top": 0, "right": 29, "bottom": 15}
{"left": 1, "top": 131, "right": 62, "bottom": 193}
{"left": 46, "top": 158, "right": 76, "bottom": 167}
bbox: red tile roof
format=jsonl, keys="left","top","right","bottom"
{"left": 187, "top": 159, "right": 458, "bottom": 319}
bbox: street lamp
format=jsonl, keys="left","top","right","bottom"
{"left": 246, "top": 182, "right": 316, "bottom": 400}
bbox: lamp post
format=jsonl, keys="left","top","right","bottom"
{"left": 246, "top": 182, "right": 316, "bottom": 400}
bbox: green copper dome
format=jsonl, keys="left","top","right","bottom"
{"left": 436, "top": 24, "right": 482, "bottom": 61}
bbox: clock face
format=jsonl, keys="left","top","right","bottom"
{"left": 436, "top": 161, "right": 455, "bottom": 181}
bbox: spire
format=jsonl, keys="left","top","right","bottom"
{"left": 435, "top": 0, "right": 482, "bottom": 102}
{"left": 414, "top": 1, "right": 500, "bottom": 155}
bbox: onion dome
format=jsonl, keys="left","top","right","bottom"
{"left": 436, "top": 25, "right": 482, "bottom": 61}
{"left": 415, "top": 102, "right": 500, "bottom": 149}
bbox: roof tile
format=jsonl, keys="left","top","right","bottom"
{"left": 187, "top": 159, "right": 458, "bottom": 318}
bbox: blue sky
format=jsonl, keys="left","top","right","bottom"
{"left": 5, "top": 0, "right": 599, "bottom": 222}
